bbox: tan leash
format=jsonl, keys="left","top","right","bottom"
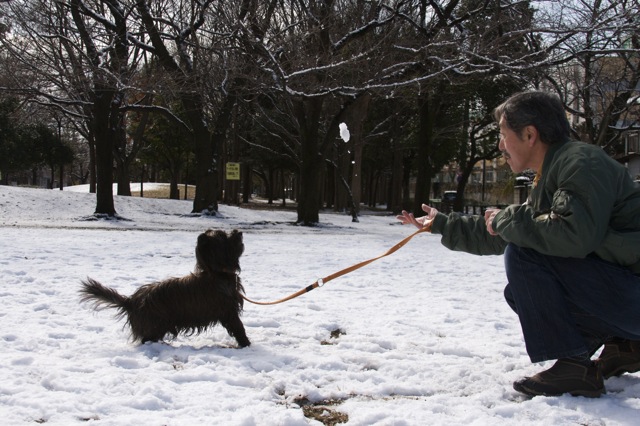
{"left": 242, "top": 224, "right": 431, "bottom": 306}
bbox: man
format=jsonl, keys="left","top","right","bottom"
{"left": 397, "top": 90, "right": 640, "bottom": 398}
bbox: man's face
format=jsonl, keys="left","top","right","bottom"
{"left": 498, "top": 116, "right": 531, "bottom": 173}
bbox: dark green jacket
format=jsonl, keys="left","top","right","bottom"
{"left": 430, "top": 141, "right": 640, "bottom": 273}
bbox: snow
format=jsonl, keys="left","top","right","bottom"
{"left": 0, "top": 185, "right": 638, "bottom": 425}
{"left": 339, "top": 123, "right": 350, "bottom": 142}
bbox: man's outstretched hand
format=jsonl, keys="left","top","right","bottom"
{"left": 396, "top": 204, "right": 438, "bottom": 230}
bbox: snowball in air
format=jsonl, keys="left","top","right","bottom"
{"left": 339, "top": 122, "right": 350, "bottom": 142}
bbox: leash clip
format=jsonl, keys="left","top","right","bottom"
{"left": 316, "top": 278, "right": 324, "bottom": 287}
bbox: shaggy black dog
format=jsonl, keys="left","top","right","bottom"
{"left": 79, "top": 229, "right": 250, "bottom": 348}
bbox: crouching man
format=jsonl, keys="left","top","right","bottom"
{"left": 398, "top": 90, "right": 640, "bottom": 397}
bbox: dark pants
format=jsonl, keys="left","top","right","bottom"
{"left": 503, "top": 243, "right": 640, "bottom": 363}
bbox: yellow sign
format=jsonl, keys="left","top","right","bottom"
{"left": 226, "top": 162, "right": 241, "bottom": 180}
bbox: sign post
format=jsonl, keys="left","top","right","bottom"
{"left": 226, "top": 162, "right": 240, "bottom": 181}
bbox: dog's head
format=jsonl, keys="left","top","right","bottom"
{"left": 195, "top": 229, "right": 244, "bottom": 275}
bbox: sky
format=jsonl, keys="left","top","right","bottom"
{"left": 1, "top": 184, "right": 638, "bottom": 425}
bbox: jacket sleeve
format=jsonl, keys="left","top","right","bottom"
{"left": 492, "top": 152, "right": 616, "bottom": 258}
{"left": 430, "top": 211, "right": 507, "bottom": 255}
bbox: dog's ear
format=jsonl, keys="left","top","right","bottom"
{"left": 196, "top": 230, "right": 223, "bottom": 274}
{"left": 197, "top": 230, "right": 212, "bottom": 246}
{"left": 228, "top": 230, "right": 244, "bottom": 262}
{"left": 229, "top": 229, "right": 243, "bottom": 244}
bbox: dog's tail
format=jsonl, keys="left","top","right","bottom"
{"left": 80, "top": 278, "right": 131, "bottom": 318}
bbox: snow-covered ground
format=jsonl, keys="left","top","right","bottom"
{"left": 0, "top": 185, "right": 638, "bottom": 425}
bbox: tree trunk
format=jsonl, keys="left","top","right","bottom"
{"left": 388, "top": 138, "right": 403, "bottom": 212}
{"left": 58, "top": 164, "right": 64, "bottom": 190}
{"left": 191, "top": 128, "right": 218, "bottom": 213}
{"left": 242, "top": 163, "right": 251, "bottom": 204}
{"left": 296, "top": 97, "right": 324, "bottom": 225}
{"left": 114, "top": 122, "right": 131, "bottom": 196}
{"left": 326, "top": 164, "right": 335, "bottom": 210}
{"left": 413, "top": 93, "right": 438, "bottom": 213}
{"left": 193, "top": 94, "right": 235, "bottom": 212}
{"left": 401, "top": 154, "right": 412, "bottom": 211}
{"left": 266, "top": 167, "right": 274, "bottom": 204}
{"left": 115, "top": 163, "right": 131, "bottom": 196}
{"left": 92, "top": 85, "right": 118, "bottom": 216}
{"left": 346, "top": 93, "right": 371, "bottom": 216}
{"left": 115, "top": 98, "right": 151, "bottom": 197}
{"left": 88, "top": 136, "right": 97, "bottom": 193}
{"left": 454, "top": 98, "right": 471, "bottom": 213}
{"left": 333, "top": 142, "right": 347, "bottom": 211}
{"left": 169, "top": 166, "right": 180, "bottom": 200}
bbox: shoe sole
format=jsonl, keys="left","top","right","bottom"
{"left": 513, "top": 381, "right": 605, "bottom": 398}
{"left": 603, "top": 361, "right": 640, "bottom": 380}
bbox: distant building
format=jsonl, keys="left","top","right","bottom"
{"left": 615, "top": 129, "right": 640, "bottom": 181}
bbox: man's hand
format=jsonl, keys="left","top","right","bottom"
{"left": 396, "top": 204, "right": 438, "bottom": 230}
{"left": 484, "top": 208, "right": 501, "bottom": 236}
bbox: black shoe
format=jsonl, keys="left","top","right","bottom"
{"left": 596, "top": 339, "right": 640, "bottom": 379}
{"left": 513, "top": 358, "right": 605, "bottom": 398}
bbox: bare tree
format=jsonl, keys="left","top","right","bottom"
{"left": 236, "top": 0, "right": 573, "bottom": 223}
{"left": 0, "top": 0, "right": 148, "bottom": 216}
{"left": 539, "top": 0, "right": 640, "bottom": 151}
{"left": 234, "top": 0, "right": 405, "bottom": 225}
{"left": 2, "top": 0, "right": 637, "bottom": 222}
{"left": 134, "top": 0, "right": 249, "bottom": 214}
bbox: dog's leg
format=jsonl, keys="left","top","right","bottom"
{"left": 221, "top": 314, "right": 251, "bottom": 348}
{"left": 136, "top": 329, "right": 165, "bottom": 344}
{"left": 128, "top": 312, "right": 169, "bottom": 344}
